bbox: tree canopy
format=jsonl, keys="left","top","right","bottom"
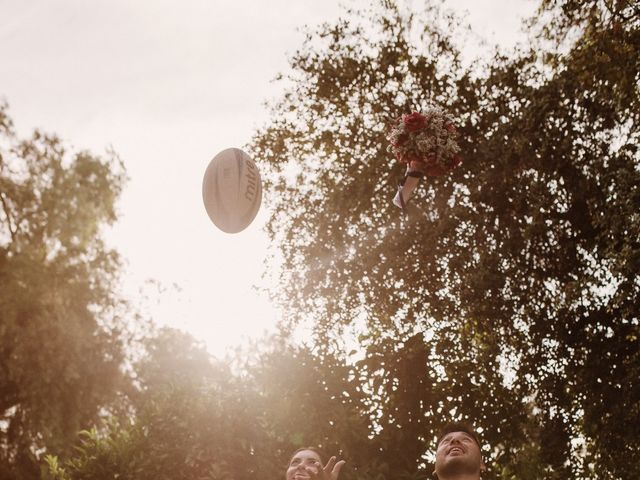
{"left": 2, "top": 0, "right": 638, "bottom": 479}
{"left": 250, "top": 0, "right": 639, "bottom": 477}
{"left": 0, "top": 103, "right": 130, "bottom": 479}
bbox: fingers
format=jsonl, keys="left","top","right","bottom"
{"left": 408, "top": 159, "right": 426, "bottom": 173}
{"left": 307, "top": 455, "right": 345, "bottom": 480}
{"left": 323, "top": 456, "right": 337, "bottom": 475}
{"left": 331, "top": 460, "right": 346, "bottom": 480}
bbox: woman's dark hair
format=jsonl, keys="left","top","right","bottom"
{"left": 288, "top": 446, "right": 325, "bottom": 466}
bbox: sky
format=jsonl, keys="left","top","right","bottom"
{"left": 0, "top": 0, "right": 536, "bottom": 357}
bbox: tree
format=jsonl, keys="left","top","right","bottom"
{"left": 238, "top": 337, "right": 383, "bottom": 480}
{"left": 251, "top": 0, "right": 639, "bottom": 477}
{"left": 0, "top": 103, "right": 131, "bottom": 478}
{"left": 42, "top": 327, "right": 263, "bottom": 480}
{"left": 43, "top": 330, "right": 379, "bottom": 480}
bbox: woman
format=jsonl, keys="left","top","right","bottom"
{"left": 286, "top": 447, "right": 345, "bottom": 480}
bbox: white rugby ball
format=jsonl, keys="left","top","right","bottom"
{"left": 202, "top": 148, "right": 262, "bottom": 233}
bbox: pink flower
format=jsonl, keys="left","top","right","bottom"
{"left": 392, "top": 133, "right": 408, "bottom": 148}
{"left": 402, "top": 112, "right": 427, "bottom": 132}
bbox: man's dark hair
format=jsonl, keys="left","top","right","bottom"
{"left": 288, "top": 446, "right": 326, "bottom": 466}
{"left": 436, "top": 422, "right": 481, "bottom": 449}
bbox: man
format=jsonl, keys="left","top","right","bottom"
{"left": 433, "top": 422, "right": 486, "bottom": 480}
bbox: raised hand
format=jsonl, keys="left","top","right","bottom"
{"left": 305, "top": 456, "right": 346, "bottom": 480}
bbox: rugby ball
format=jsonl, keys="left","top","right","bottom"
{"left": 202, "top": 148, "right": 262, "bottom": 233}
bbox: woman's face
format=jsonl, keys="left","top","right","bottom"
{"left": 286, "top": 450, "right": 322, "bottom": 480}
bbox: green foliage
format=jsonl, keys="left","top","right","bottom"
{"left": 43, "top": 330, "right": 380, "bottom": 480}
{"left": 238, "top": 337, "right": 380, "bottom": 478}
{"left": 250, "top": 0, "right": 639, "bottom": 477}
{"left": 0, "top": 103, "right": 130, "bottom": 478}
{"left": 43, "top": 390, "right": 254, "bottom": 480}
{"left": 42, "top": 328, "right": 255, "bottom": 480}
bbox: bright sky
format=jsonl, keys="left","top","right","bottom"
{"left": 0, "top": 0, "right": 536, "bottom": 357}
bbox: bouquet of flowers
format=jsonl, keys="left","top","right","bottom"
{"left": 387, "top": 108, "right": 462, "bottom": 211}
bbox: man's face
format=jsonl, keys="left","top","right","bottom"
{"left": 434, "top": 431, "right": 485, "bottom": 478}
{"left": 286, "top": 450, "right": 322, "bottom": 480}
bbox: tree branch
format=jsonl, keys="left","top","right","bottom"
{"left": 623, "top": 0, "right": 640, "bottom": 17}
{"left": 603, "top": 0, "right": 640, "bottom": 21}
{"left": 0, "top": 191, "right": 17, "bottom": 245}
